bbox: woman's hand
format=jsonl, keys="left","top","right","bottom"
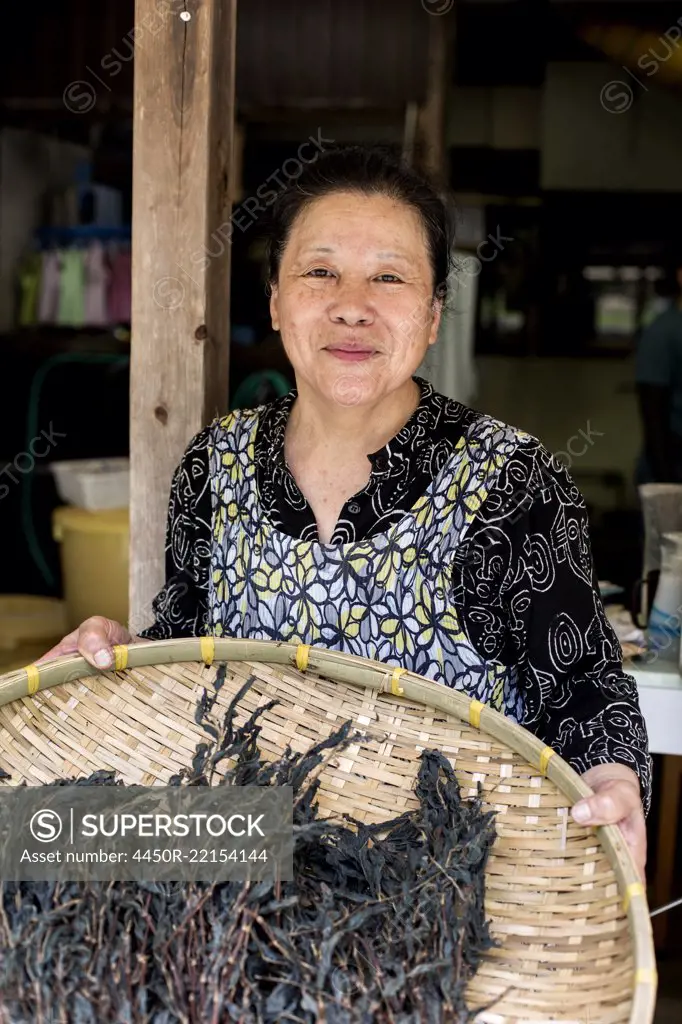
{"left": 572, "top": 764, "right": 647, "bottom": 880}
{"left": 36, "top": 616, "right": 136, "bottom": 671}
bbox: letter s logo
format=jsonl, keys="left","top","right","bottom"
{"left": 30, "top": 809, "right": 63, "bottom": 842}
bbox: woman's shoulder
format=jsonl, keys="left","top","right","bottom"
{"left": 463, "top": 405, "right": 535, "bottom": 450}
{"left": 428, "top": 386, "right": 539, "bottom": 456}
{"left": 170, "top": 411, "right": 252, "bottom": 476}
{"left": 210, "top": 405, "right": 259, "bottom": 443}
{"left": 429, "top": 387, "right": 576, "bottom": 497}
{"left": 467, "top": 407, "right": 583, "bottom": 503}
{"left": 212, "top": 391, "right": 293, "bottom": 440}
{"left": 179, "top": 393, "right": 290, "bottom": 459}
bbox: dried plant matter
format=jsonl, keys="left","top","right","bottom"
{"left": 0, "top": 667, "right": 496, "bottom": 1024}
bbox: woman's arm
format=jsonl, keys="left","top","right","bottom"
{"left": 455, "top": 446, "right": 651, "bottom": 874}
{"left": 504, "top": 472, "right": 652, "bottom": 814}
{"left": 137, "top": 426, "right": 213, "bottom": 640}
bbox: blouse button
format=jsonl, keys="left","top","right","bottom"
{"left": 348, "top": 502, "right": 361, "bottom": 515}
{"left": 375, "top": 456, "right": 388, "bottom": 471}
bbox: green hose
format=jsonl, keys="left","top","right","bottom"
{"left": 231, "top": 369, "right": 291, "bottom": 410}
{"left": 21, "top": 352, "right": 129, "bottom": 588}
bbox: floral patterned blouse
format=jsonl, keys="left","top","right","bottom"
{"left": 140, "top": 378, "right": 651, "bottom": 809}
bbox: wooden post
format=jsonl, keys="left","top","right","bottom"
{"left": 417, "top": 10, "right": 452, "bottom": 179}
{"left": 129, "top": 0, "right": 236, "bottom": 632}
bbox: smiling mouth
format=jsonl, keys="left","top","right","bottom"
{"left": 325, "top": 347, "right": 375, "bottom": 361}
{"left": 324, "top": 343, "right": 377, "bottom": 361}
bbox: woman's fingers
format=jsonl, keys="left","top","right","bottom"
{"left": 77, "top": 617, "right": 131, "bottom": 669}
{"left": 619, "top": 811, "right": 648, "bottom": 881}
{"left": 572, "top": 779, "right": 640, "bottom": 826}
{"left": 35, "top": 618, "right": 132, "bottom": 670}
{"left": 34, "top": 629, "right": 81, "bottom": 664}
{"left": 573, "top": 772, "right": 647, "bottom": 881}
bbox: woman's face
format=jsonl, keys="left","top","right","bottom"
{"left": 269, "top": 191, "right": 442, "bottom": 407}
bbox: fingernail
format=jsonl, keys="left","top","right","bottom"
{"left": 94, "top": 650, "right": 112, "bottom": 668}
{"left": 572, "top": 803, "right": 591, "bottom": 823}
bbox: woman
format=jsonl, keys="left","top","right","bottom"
{"left": 42, "top": 146, "right": 651, "bottom": 877}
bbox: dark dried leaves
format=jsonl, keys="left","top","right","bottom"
{"left": 0, "top": 667, "right": 496, "bottom": 1024}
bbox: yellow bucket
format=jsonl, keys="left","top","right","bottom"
{"left": 0, "top": 595, "right": 68, "bottom": 671}
{"left": 52, "top": 507, "right": 129, "bottom": 631}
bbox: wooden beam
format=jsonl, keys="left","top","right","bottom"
{"left": 130, "top": 0, "right": 236, "bottom": 632}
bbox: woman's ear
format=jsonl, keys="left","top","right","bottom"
{"left": 428, "top": 293, "right": 444, "bottom": 346}
{"left": 269, "top": 282, "right": 279, "bottom": 332}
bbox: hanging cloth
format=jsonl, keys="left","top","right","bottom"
{"left": 107, "top": 247, "right": 131, "bottom": 324}
{"left": 37, "top": 250, "right": 61, "bottom": 324}
{"left": 57, "top": 248, "right": 85, "bottom": 327}
{"left": 83, "top": 241, "right": 109, "bottom": 326}
{"left": 18, "top": 253, "right": 41, "bottom": 327}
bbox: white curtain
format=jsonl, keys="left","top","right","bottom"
{"left": 418, "top": 248, "right": 479, "bottom": 407}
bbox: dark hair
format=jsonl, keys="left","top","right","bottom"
{"left": 265, "top": 145, "right": 455, "bottom": 298}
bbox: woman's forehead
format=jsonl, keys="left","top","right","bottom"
{"left": 285, "top": 192, "right": 429, "bottom": 256}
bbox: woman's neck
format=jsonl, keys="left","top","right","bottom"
{"left": 286, "top": 377, "right": 421, "bottom": 462}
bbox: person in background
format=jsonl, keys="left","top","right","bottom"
{"left": 636, "top": 258, "right": 682, "bottom": 484}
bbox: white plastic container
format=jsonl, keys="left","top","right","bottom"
{"left": 50, "top": 458, "right": 129, "bottom": 511}
{"left": 647, "top": 532, "right": 682, "bottom": 664}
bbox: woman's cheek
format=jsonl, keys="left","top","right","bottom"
{"left": 390, "top": 320, "right": 431, "bottom": 361}
{"left": 278, "top": 322, "right": 312, "bottom": 368}
{"left": 389, "top": 296, "right": 436, "bottom": 346}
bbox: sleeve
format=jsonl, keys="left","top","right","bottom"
{"left": 635, "top": 314, "right": 673, "bottom": 387}
{"left": 455, "top": 447, "right": 653, "bottom": 813}
{"left": 136, "top": 426, "right": 213, "bottom": 640}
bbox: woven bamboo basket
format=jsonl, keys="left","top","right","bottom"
{"left": 0, "top": 637, "right": 656, "bottom": 1024}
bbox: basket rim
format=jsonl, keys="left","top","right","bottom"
{"left": 0, "top": 635, "right": 657, "bottom": 1024}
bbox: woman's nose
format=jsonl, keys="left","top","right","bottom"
{"left": 328, "top": 282, "right": 375, "bottom": 326}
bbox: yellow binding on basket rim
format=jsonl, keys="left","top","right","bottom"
{"left": 539, "top": 746, "right": 556, "bottom": 775}
{"left": 200, "top": 636, "right": 215, "bottom": 667}
{"left": 623, "top": 882, "right": 646, "bottom": 914}
{"left": 25, "top": 664, "right": 40, "bottom": 696}
{"left": 634, "top": 967, "right": 657, "bottom": 986}
{"left": 468, "top": 699, "right": 484, "bottom": 728}
{"left": 113, "top": 645, "right": 128, "bottom": 672}
{"left": 296, "top": 644, "right": 310, "bottom": 672}
{"left": 389, "top": 667, "right": 405, "bottom": 696}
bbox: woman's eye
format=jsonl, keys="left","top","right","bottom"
{"left": 375, "top": 273, "right": 402, "bottom": 283}
{"left": 305, "top": 268, "right": 333, "bottom": 278}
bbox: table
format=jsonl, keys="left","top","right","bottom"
{"left": 627, "top": 659, "right": 682, "bottom": 947}
{"left": 628, "top": 660, "right": 682, "bottom": 756}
